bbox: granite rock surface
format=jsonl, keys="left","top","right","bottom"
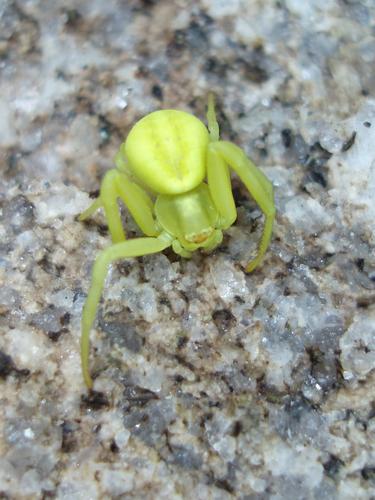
{"left": 0, "top": 0, "right": 374, "bottom": 498}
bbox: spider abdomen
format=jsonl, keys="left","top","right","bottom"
{"left": 124, "top": 110, "right": 209, "bottom": 195}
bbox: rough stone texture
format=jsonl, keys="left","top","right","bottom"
{"left": 0, "top": 0, "right": 374, "bottom": 499}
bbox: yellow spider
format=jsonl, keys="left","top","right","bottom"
{"left": 79, "top": 96, "right": 275, "bottom": 388}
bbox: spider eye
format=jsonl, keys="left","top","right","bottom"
{"left": 186, "top": 228, "right": 213, "bottom": 244}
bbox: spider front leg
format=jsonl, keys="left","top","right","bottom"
{"left": 79, "top": 168, "right": 158, "bottom": 243}
{"left": 206, "top": 146, "right": 237, "bottom": 230}
{"left": 208, "top": 141, "right": 275, "bottom": 272}
{"left": 81, "top": 236, "right": 172, "bottom": 388}
{"left": 206, "top": 94, "right": 237, "bottom": 230}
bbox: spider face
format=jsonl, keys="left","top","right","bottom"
{"left": 79, "top": 96, "right": 275, "bottom": 388}
{"left": 186, "top": 228, "right": 214, "bottom": 244}
{"left": 154, "top": 182, "right": 220, "bottom": 256}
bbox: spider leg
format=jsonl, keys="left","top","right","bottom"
{"left": 207, "top": 145, "right": 237, "bottom": 229}
{"left": 115, "top": 171, "right": 158, "bottom": 237}
{"left": 79, "top": 168, "right": 158, "bottom": 243}
{"left": 81, "top": 235, "right": 172, "bottom": 388}
{"left": 206, "top": 93, "right": 220, "bottom": 142}
{"left": 211, "top": 141, "right": 275, "bottom": 272}
{"left": 79, "top": 198, "right": 103, "bottom": 222}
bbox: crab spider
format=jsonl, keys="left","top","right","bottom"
{"left": 79, "top": 96, "right": 275, "bottom": 388}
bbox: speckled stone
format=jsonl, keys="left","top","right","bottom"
{"left": 0, "top": 1, "right": 374, "bottom": 499}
